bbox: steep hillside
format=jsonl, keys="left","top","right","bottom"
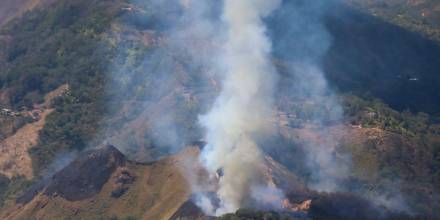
{"left": 0, "top": 0, "right": 439, "bottom": 218}
{"left": 271, "top": 0, "right": 440, "bottom": 115}
{"left": 0, "top": 0, "right": 129, "bottom": 175}
{"left": 0, "top": 145, "right": 308, "bottom": 220}
{"left": 0, "top": 0, "right": 56, "bottom": 28}
{"left": 0, "top": 84, "right": 68, "bottom": 179}
{"left": 1, "top": 145, "right": 191, "bottom": 220}
{"left": 1, "top": 145, "right": 412, "bottom": 220}
{"left": 1, "top": 0, "right": 438, "bottom": 175}
{"left": 346, "top": 0, "right": 440, "bottom": 42}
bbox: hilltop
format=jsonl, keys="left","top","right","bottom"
{"left": 0, "top": 145, "right": 413, "bottom": 220}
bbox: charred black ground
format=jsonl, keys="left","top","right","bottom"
{"left": 0, "top": 0, "right": 439, "bottom": 219}
{"left": 17, "top": 145, "right": 125, "bottom": 203}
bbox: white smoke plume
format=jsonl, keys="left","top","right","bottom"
{"left": 198, "top": 0, "right": 282, "bottom": 215}
{"left": 104, "top": 0, "right": 416, "bottom": 216}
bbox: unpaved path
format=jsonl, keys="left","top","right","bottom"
{"left": 0, "top": 84, "right": 68, "bottom": 179}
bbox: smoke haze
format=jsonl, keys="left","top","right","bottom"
{"left": 104, "top": 0, "right": 348, "bottom": 214}
{"left": 198, "top": 0, "right": 282, "bottom": 215}
{"left": 102, "top": 0, "right": 412, "bottom": 216}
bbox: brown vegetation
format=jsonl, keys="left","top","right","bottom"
{"left": 0, "top": 85, "right": 68, "bottom": 179}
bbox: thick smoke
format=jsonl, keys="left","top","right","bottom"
{"left": 104, "top": 0, "right": 408, "bottom": 216}
{"left": 197, "top": 0, "right": 282, "bottom": 215}
{"left": 105, "top": 0, "right": 347, "bottom": 214}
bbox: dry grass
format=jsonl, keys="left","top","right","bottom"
{"left": 0, "top": 148, "right": 199, "bottom": 220}
{"left": 0, "top": 84, "right": 68, "bottom": 179}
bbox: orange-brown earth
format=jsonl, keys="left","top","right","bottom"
{"left": 0, "top": 144, "right": 311, "bottom": 220}
{"left": 0, "top": 85, "right": 68, "bottom": 179}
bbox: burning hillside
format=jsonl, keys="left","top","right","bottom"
{"left": 0, "top": 0, "right": 439, "bottom": 219}
{"left": 0, "top": 143, "right": 415, "bottom": 219}
{"left": 0, "top": 143, "right": 304, "bottom": 219}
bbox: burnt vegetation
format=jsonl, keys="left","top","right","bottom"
{"left": 0, "top": 0, "right": 439, "bottom": 218}
{"left": 16, "top": 145, "right": 125, "bottom": 204}
{"left": 308, "top": 192, "right": 414, "bottom": 220}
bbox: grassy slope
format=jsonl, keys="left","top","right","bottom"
{"left": 0, "top": 148, "right": 196, "bottom": 220}
{"left": 341, "top": 96, "right": 440, "bottom": 216}
{"left": 0, "top": 0, "right": 128, "bottom": 174}
{"left": 0, "top": 0, "right": 127, "bottom": 206}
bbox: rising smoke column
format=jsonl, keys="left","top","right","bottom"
{"left": 199, "top": 0, "right": 282, "bottom": 215}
